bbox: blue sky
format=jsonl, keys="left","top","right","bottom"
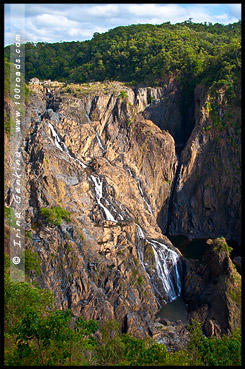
{"left": 4, "top": 3, "right": 242, "bottom": 45}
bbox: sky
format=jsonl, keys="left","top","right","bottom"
{"left": 4, "top": 3, "right": 242, "bottom": 46}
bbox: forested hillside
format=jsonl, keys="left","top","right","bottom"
{"left": 5, "top": 21, "right": 241, "bottom": 95}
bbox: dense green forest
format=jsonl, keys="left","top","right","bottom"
{"left": 5, "top": 21, "right": 241, "bottom": 96}
{"left": 4, "top": 253, "right": 241, "bottom": 366}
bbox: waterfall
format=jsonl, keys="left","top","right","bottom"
{"left": 137, "top": 180, "right": 153, "bottom": 215}
{"left": 48, "top": 108, "right": 181, "bottom": 304}
{"left": 90, "top": 175, "right": 117, "bottom": 222}
{"left": 148, "top": 239, "right": 182, "bottom": 301}
{"left": 48, "top": 122, "right": 64, "bottom": 152}
{"left": 95, "top": 130, "right": 106, "bottom": 152}
{"left": 48, "top": 122, "right": 87, "bottom": 168}
{"left": 49, "top": 120, "right": 121, "bottom": 223}
{"left": 136, "top": 224, "right": 182, "bottom": 306}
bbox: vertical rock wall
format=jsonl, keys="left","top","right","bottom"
{"left": 168, "top": 84, "right": 241, "bottom": 244}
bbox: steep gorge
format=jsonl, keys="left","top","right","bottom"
{"left": 5, "top": 78, "right": 241, "bottom": 343}
{"left": 16, "top": 80, "right": 183, "bottom": 339}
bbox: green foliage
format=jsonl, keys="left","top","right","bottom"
{"left": 4, "top": 206, "right": 16, "bottom": 227}
{"left": 128, "top": 118, "right": 133, "bottom": 127}
{"left": 4, "top": 21, "right": 240, "bottom": 92}
{"left": 95, "top": 330, "right": 168, "bottom": 366}
{"left": 100, "top": 319, "right": 120, "bottom": 344}
{"left": 212, "top": 236, "right": 233, "bottom": 256}
{"left": 229, "top": 286, "right": 241, "bottom": 307}
{"left": 120, "top": 334, "right": 167, "bottom": 366}
{"left": 4, "top": 113, "right": 16, "bottom": 135}
{"left": 4, "top": 254, "right": 99, "bottom": 366}
{"left": 4, "top": 254, "right": 55, "bottom": 334}
{"left": 205, "top": 101, "right": 212, "bottom": 112}
{"left": 137, "top": 275, "right": 143, "bottom": 286}
{"left": 23, "top": 249, "right": 41, "bottom": 276}
{"left": 186, "top": 320, "right": 241, "bottom": 366}
{"left": 118, "top": 90, "right": 128, "bottom": 99}
{"left": 25, "top": 231, "right": 32, "bottom": 239}
{"left": 96, "top": 336, "right": 125, "bottom": 365}
{"left": 40, "top": 205, "right": 71, "bottom": 226}
{"left": 25, "top": 85, "right": 30, "bottom": 103}
{"left": 147, "top": 96, "right": 154, "bottom": 104}
{"left": 4, "top": 57, "right": 11, "bottom": 98}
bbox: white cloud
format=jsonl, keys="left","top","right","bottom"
{"left": 35, "top": 14, "right": 78, "bottom": 29}
{"left": 68, "top": 28, "right": 91, "bottom": 38}
{"left": 128, "top": 4, "right": 187, "bottom": 19}
{"left": 87, "top": 4, "right": 118, "bottom": 17}
{"left": 68, "top": 26, "right": 108, "bottom": 39}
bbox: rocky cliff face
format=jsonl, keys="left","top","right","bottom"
{"left": 183, "top": 237, "right": 241, "bottom": 338}
{"left": 13, "top": 81, "right": 184, "bottom": 338}
{"left": 4, "top": 78, "right": 241, "bottom": 341}
{"left": 168, "top": 84, "right": 241, "bottom": 243}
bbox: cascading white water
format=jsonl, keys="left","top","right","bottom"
{"left": 95, "top": 131, "right": 106, "bottom": 152}
{"left": 137, "top": 180, "right": 153, "bottom": 215}
{"left": 49, "top": 112, "right": 182, "bottom": 305}
{"left": 49, "top": 122, "right": 87, "bottom": 168}
{"left": 48, "top": 122, "right": 64, "bottom": 152}
{"left": 148, "top": 239, "right": 182, "bottom": 301}
{"left": 49, "top": 120, "right": 120, "bottom": 223}
{"left": 136, "top": 224, "right": 182, "bottom": 306}
{"left": 90, "top": 175, "right": 117, "bottom": 222}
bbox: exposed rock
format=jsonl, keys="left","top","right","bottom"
{"left": 19, "top": 82, "right": 181, "bottom": 339}
{"left": 168, "top": 84, "right": 241, "bottom": 243}
{"left": 4, "top": 79, "right": 241, "bottom": 345}
{"left": 182, "top": 238, "right": 241, "bottom": 338}
{"left": 152, "top": 319, "right": 190, "bottom": 352}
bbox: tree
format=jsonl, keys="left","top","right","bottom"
{"left": 4, "top": 254, "right": 99, "bottom": 366}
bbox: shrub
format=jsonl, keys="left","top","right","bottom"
{"left": 4, "top": 206, "right": 16, "bottom": 227}
{"left": 40, "top": 206, "right": 71, "bottom": 226}
{"left": 138, "top": 275, "right": 143, "bottom": 285}
{"left": 212, "top": 237, "right": 233, "bottom": 256}
{"left": 118, "top": 90, "right": 128, "bottom": 99}
{"left": 24, "top": 249, "right": 41, "bottom": 276}
{"left": 96, "top": 336, "right": 125, "bottom": 365}
{"left": 187, "top": 320, "right": 241, "bottom": 366}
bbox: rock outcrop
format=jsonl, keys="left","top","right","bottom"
{"left": 182, "top": 238, "right": 241, "bottom": 338}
